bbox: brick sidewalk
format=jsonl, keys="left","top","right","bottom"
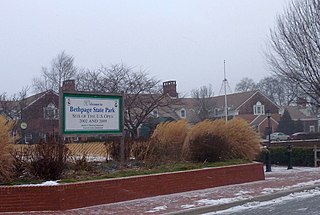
{"left": 4, "top": 166, "right": 320, "bottom": 215}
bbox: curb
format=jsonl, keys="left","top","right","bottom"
{"left": 167, "top": 184, "right": 320, "bottom": 215}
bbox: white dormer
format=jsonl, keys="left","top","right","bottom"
{"left": 44, "top": 103, "right": 58, "bottom": 119}
{"left": 253, "top": 101, "right": 265, "bottom": 115}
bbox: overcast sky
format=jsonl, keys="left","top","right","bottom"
{"left": 0, "top": 0, "right": 290, "bottom": 97}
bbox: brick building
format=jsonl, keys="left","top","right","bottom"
{"left": 18, "top": 90, "right": 59, "bottom": 143}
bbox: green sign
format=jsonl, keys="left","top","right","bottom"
{"left": 62, "top": 93, "right": 123, "bottom": 135}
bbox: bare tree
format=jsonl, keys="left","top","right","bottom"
{"left": 33, "top": 51, "right": 77, "bottom": 93}
{"left": 235, "top": 77, "right": 258, "bottom": 92}
{"left": 76, "top": 63, "right": 172, "bottom": 138}
{"left": 191, "top": 84, "right": 215, "bottom": 122}
{"left": 257, "top": 76, "right": 298, "bottom": 106}
{"left": 75, "top": 68, "right": 104, "bottom": 92}
{"left": 267, "top": 0, "right": 320, "bottom": 106}
{"left": 0, "top": 86, "right": 30, "bottom": 120}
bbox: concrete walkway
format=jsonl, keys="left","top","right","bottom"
{"left": 4, "top": 166, "right": 320, "bottom": 215}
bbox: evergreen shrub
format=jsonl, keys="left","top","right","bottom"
{"left": 258, "top": 147, "right": 314, "bottom": 167}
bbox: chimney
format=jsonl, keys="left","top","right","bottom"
{"left": 163, "top": 81, "right": 178, "bottom": 98}
{"left": 62, "top": 80, "right": 76, "bottom": 92}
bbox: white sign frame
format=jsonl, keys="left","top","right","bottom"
{"left": 62, "top": 93, "right": 123, "bottom": 135}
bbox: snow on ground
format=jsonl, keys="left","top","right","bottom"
{"left": 265, "top": 165, "right": 320, "bottom": 174}
{"left": 196, "top": 196, "right": 249, "bottom": 207}
{"left": 16, "top": 180, "right": 59, "bottom": 186}
{"left": 146, "top": 205, "right": 167, "bottom": 213}
{"left": 203, "top": 188, "right": 320, "bottom": 214}
{"left": 261, "top": 179, "right": 320, "bottom": 194}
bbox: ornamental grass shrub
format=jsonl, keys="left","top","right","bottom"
{"left": 226, "top": 118, "right": 261, "bottom": 161}
{"left": 182, "top": 119, "right": 261, "bottom": 162}
{"left": 145, "top": 120, "right": 189, "bottom": 165}
{"left": 0, "top": 115, "right": 15, "bottom": 183}
{"left": 182, "top": 120, "right": 231, "bottom": 162}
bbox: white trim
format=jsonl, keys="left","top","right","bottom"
{"left": 258, "top": 116, "right": 279, "bottom": 127}
{"left": 236, "top": 90, "right": 280, "bottom": 111}
{"left": 253, "top": 101, "right": 265, "bottom": 115}
{"left": 250, "top": 115, "right": 262, "bottom": 125}
{"left": 24, "top": 90, "right": 59, "bottom": 110}
{"left": 180, "top": 108, "right": 186, "bottom": 118}
{"left": 236, "top": 91, "right": 258, "bottom": 110}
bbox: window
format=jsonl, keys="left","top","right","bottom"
{"left": 44, "top": 103, "right": 58, "bottom": 119}
{"left": 180, "top": 108, "right": 186, "bottom": 118}
{"left": 214, "top": 108, "right": 219, "bottom": 116}
{"left": 152, "top": 109, "right": 158, "bottom": 118}
{"left": 24, "top": 133, "right": 32, "bottom": 144}
{"left": 310, "top": 125, "right": 315, "bottom": 133}
{"left": 253, "top": 101, "right": 265, "bottom": 115}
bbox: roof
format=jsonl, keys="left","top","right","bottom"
{"left": 285, "top": 106, "right": 318, "bottom": 120}
{"left": 211, "top": 91, "right": 257, "bottom": 110}
{"left": 0, "top": 90, "right": 58, "bottom": 111}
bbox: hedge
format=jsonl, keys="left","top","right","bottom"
{"left": 257, "top": 147, "right": 314, "bottom": 167}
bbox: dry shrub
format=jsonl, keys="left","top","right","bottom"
{"left": 0, "top": 116, "right": 15, "bottom": 183}
{"left": 226, "top": 118, "right": 261, "bottom": 161}
{"left": 72, "top": 154, "right": 92, "bottom": 172}
{"left": 11, "top": 146, "right": 33, "bottom": 179}
{"left": 29, "top": 141, "right": 71, "bottom": 180}
{"left": 130, "top": 140, "right": 150, "bottom": 161}
{"left": 183, "top": 120, "right": 231, "bottom": 162}
{"left": 104, "top": 141, "right": 120, "bottom": 161}
{"left": 146, "top": 120, "right": 189, "bottom": 165}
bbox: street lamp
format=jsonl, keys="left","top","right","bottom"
{"left": 266, "top": 110, "right": 272, "bottom": 172}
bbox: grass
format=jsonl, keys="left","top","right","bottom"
{"left": 59, "top": 159, "right": 249, "bottom": 184}
{"left": 3, "top": 159, "right": 250, "bottom": 185}
{"left": 4, "top": 179, "right": 45, "bottom": 186}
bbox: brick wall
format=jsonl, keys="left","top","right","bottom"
{"left": 0, "top": 162, "right": 264, "bottom": 212}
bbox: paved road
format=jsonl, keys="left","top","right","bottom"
{"left": 209, "top": 189, "right": 320, "bottom": 215}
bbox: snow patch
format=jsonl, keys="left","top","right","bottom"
{"left": 16, "top": 180, "right": 59, "bottom": 186}
{"left": 181, "top": 204, "right": 195, "bottom": 209}
{"left": 197, "top": 196, "right": 249, "bottom": 206}
{"left": 234, "top": 190, "right": 252, "bottom": 196}
{"left": 204, "top": 189, "right": 320, "bottom": 214}
{"left": 262, "top": 179, "right": 320, "bottom": 194}
{"left": 146, "top": 205, "right": 167, "bottom": 213}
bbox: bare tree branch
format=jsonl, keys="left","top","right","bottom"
{"left": 191, "top": 84, "right": 215, "bottom": 122}
{"left": 33, "top": 51, "right": 77, "bottom": 93}
{"left": 266, "top": 0, "right": 320, "bottom": 106}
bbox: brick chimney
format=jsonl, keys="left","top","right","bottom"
{"left": 163, "top": 81, "right": 178, "bottom": 98}
{"left": 62, "top": 80, "right": 76, "bottom": 92}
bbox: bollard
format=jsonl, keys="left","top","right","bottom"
{"left": 287, "top": 144, "right": 293, "bottom": 170}
{"left": 265, "top": 147, "right": 271, "bottom": 172}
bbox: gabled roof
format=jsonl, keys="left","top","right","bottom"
{"left": 23, "top": 90, "right": 58, "bottom": 109}
{"left": 285, "top": 106, "right": 318, "bottom": 120}
{"left": 212, "top": 90, "right": 280, "bottom": 111}
{"left": 212, "top": 91, "right": 256, "bottom": 110}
